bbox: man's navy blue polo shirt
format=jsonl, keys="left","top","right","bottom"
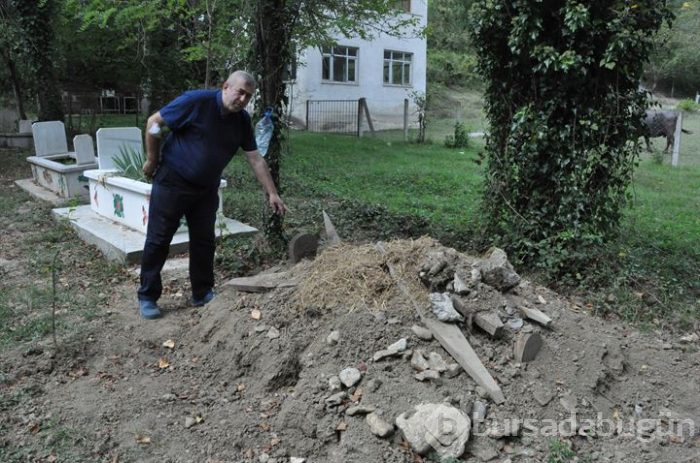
{"left": 159, "top": 89, "right": 256, "bottom": 189}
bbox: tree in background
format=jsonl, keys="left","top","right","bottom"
{"left": 248, "top": 0, "right": 421, "bottom": 246}
{"left": 645, "top": 0, "right": 700, "bottom": 96}
{"left": 0, "top": 0, "right": 28, "bottom": 118}
{"left": 471, "top": 1, "right": 673, "bottom": 276}
{"left": 11, "top": 0, "right": 64, "bottom": 121}
{"left": 427, "top": 0, "right": 478, "bottom": 87}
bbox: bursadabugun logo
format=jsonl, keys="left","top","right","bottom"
{"left": 424, "top": 403, "right": 471, "bottom": 457}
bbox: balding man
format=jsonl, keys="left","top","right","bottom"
{"left": 138, "top": 71, "right": 287, "bottom": 319}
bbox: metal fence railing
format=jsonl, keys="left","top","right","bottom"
{"left": 306, "top": 99, "right": 359, "bottom": 134}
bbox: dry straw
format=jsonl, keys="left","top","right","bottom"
{"left": 293, "top": 236, "right": 442, "bottom": 312}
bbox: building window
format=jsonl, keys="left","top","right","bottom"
{"left": 322, "top": 46, "right": 358, "bottom": 83}
{"left": 393, "top": 0, "right": 411, "bottom": 13}
{"left": 383, "top": 50, "right": 412, "bottom": 86}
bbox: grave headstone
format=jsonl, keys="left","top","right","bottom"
{"left": 96, "top": 127, "right": 143, "bottom": 170}
{"left": 73, "top": 134, "right": 96, "bottom": 165}
{"left": 18, "top": 120, "right": 32, "bottom": 134}
{"left": 288, "top": 232, "right": 319, "bottom": 263}
{"left": 0, "top": 108, "right": 19, "bottom": 133}
{"left": 32, "top": 121, "right": 68, "bottom": 157}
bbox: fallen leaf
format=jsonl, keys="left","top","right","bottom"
{"left": 195, "top": 415, "right": 204, "bottom": 424}
{"left": 336, "top": 421, "right": 348, "bottom": 431}
{"left": 46, "top": 455, "right": 57, "bottom": 463}
{"left": 162, "top": 339, "right": 175, "bottom": 349}
{"left": 259, "top": 422, "right": 271, "bottom": 432}
{"left": 537, "top": 295, "right": 546, "bottom": 304}
{"left": 251, "top": 309, "right": 262, "bottom": 320}
{"left": 270, "top": 437, "right": 281, "bottom": 447}
{"left": 135, "top": 435, "right": 151, "bottom": 444}
{"left": 69, "top": 367, "right": 88, "bottom": 378}
{"left": 158, "top": 358, "right": 170, "bottom": 369}
{"left": 669, "top": 435, "right": 684, "bottom": 444}
{"left": 237, "top": 383, "right": 246, "bottom": 392}
{"left": 613, "top": 408, "right": 621, "bottom": 420}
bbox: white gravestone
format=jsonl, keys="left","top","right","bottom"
{"left": 32, "top": 121, "right": 68, "bottom": 157}
{"left": 73, "top": 134, "right": 96, "bottom": 165}
{"left": 96, "top": 127, "right": 143, "bottom": 170}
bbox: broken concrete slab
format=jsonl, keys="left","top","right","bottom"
{"left": 288, "top": 232, "right": 319, "bottom": 263}
{"left": 474, "top": 312, "right": 504, "bottom": 338}
{"left": 396, "top": 403, "right": 471, "bottom": 458}
{"left": 430, "top": 292, "right": 464, "bottom": 322}
{"left": 411, "top": 325, "right": 433, "bottom": 341}
{"left": 513, "top": 332, "right": 543, "bottom": 363}
{"left": 223, "top": 271, "right": 296, "bottom": 292}
{"left": 422, "top": 318, "right": 505, "bottom": 404}
{"left": 322, "top": 210, "right": 341, "bottom": 245}
{"left": 474, "top": 248, "right": 521, "bottom": 291}
{"left": 518, "top": 306, "right": 552, "bottom": 327}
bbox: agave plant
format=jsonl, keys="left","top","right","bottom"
{"left": 112, "top": 145, "right": 148, "bottom": 183}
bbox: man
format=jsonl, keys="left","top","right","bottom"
{"left": 138, "top": 70, "right": 287, "bottom": 319}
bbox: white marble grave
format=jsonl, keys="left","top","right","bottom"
{"left": 55, "top": 127, "right": 256, "bottom": 263}
{"left": 18, "top": 122, "right": 98, "bottom": 203}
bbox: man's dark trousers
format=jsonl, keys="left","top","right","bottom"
{"left": 137, "top": 164, "right": 219, "bottom": 303}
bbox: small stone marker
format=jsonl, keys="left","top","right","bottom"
{"left": 322, "top": 210, "right": 341, "bottom": 245}
{"left": 73, "top": 134, "right": 96, "bottom": 165}
{"left": 288, "top": 232, "right": 319, "bottom": 263}
{"left": 96, "top": 127, "right": 143, "bottom": 170}
{"left": 339, "top": 367, "right": 362, "bottom": 388}
{"left": 514, "top": 332, "right": 543, "bottom": 363}
{"left": 224, "top": 271, "right": 295, "bottom": 292}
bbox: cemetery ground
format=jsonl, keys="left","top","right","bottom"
{"left": 1, "top": 116, "right": 699, "bottom": 462}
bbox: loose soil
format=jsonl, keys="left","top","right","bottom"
{"left": 1, "top": 228, "right": 699, "bottom": 463}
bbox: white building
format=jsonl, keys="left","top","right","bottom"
{"left": 288, "top": 0, "right": 427, "bottom": 133}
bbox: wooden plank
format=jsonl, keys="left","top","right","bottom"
{"left": 423, "top": 318, "right": 506, "bottom": 404}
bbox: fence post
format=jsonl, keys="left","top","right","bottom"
{"left": 306, "top": 100, "right": 310, "bottom": 131}
{"left": 357, "top": 98, "right": 364, "bottom": 138}
{"left": 403, "top": 98, "right": 409, "bottom": 142}
{"left": 672, "top": 112, "right": 682, "bottom": 167}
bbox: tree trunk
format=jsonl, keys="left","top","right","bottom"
{"left": 252, "top": 0, "right": 292, "bottom": 250}
{"left": 13, "top": 0, "right": 63, "bottom": 121}
{"left": 3, "top": 49, "right": 26, "bottom": 119}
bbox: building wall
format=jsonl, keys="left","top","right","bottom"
{"left": 289, "top": 0, "right": 427, "bottom": 131}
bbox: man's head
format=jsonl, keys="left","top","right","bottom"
{"left": 222, "top": 71, "right": 256, "bottom": 113}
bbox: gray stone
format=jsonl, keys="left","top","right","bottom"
{"left": 184, "top": 416, "right": 196, "bottom": 428}
{"left": 366, "top": 378, "right": 382, "bottom": 392}
{"left": 427, "top": 352, "right": 448, "bottom": 372}
{"left": 73, "top": 134, "right": 96, "bottom": 165}
{"left": 266, "top": 327, "right": 280, "bottom": 340}
{"left": 472, "top": 400, "right": 488, "bottom": 422}
{"left": 373, "top": 338, "right": 408, "bottom": 361}
{"left": 339, "top": 367, "right": 361, "bottom": 388}
{"left": 474, "top": 248, "right": 521, "bottom": 291}
{"left": 513, "top": 332, "right": 543, "bottom": 363}
{"left": 288, "top": 232, "right": 319, "bottom": 263}
{"left": 327, "top": 330, "right": 340, "bottom": 345}
{"left": 366, "top": 412, "right": 394, "bottom": 437}
{"left": 396, "top": 403, "right": 470, "bottom": 458}
{"left": 328, "top": 376, "right": 342, "bottom": 391}
{"left": 0, "top": 108, "right": 19, "bottom": 132}
{"left": 346, "top": 405, "right": 376, "bottom": 416}
{"left": 18, "top": 119, "right": 32, "bottom": 134}
{"left": 453, "top": 272, "right": 471, "bottom": 295}
{"left": 411, "top": 325, "right": 433, "bottom": 341}
{"left": 430, "top": 292, "right": 464, "bottom": 322}
{"left": 325, "top": 392, "right": 346, "bottom": 406}
{"left": 445, "top": 363, "right": 462, "bottom": 378}
{"left": 411, "top": 350, "right": 430, "bottom": 371}
{"left": 415, "top": 370, "right": 440, "bottom": 382}
{"left": 32, "top": 121, "right": 68, "bottom": 157}
{"left": 533, "top": 388, "right": 553, "bottom": 407}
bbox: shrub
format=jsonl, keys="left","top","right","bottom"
{"left": 112, "top": 145, "right": 148, "bottom": 183}
{"left": 444, "top": 121, "right": 469, "bottom": 149}
{"left": 676, "top": 98, "right": 700, "bottom": 113}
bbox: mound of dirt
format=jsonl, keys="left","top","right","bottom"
{"left": 2, "top": 238, "right": 699, "bottom": 462}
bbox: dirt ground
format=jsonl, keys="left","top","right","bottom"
{"left": 2, "top": 212, "right": 700, "bottom": 463}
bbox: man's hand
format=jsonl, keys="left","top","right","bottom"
{"left": 268, "top": 193, "right": 288, "bottom": 215}
{"left": 143, "top": 159, "right": 157, "bottom": 179}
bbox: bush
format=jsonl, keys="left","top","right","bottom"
{"left": 444, "top": 121, "right": 469, "bottom": 149}
{"left": 471, "top": 1, "right": 673, "bottom": 276}
{"left": 676, "top": 98, "right": 700, "bottom": 113}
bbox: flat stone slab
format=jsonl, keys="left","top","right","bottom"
{"left": 53, "top": 205, "right": 257, "bottom": 264}
{"left": 223, "top": 271, "right": 297, "bottom": 292}
{"left": 15, "top": 178, "right": 79, "bottom": 206}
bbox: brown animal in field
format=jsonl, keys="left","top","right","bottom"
{"left": 643, "top": 110, "right": 693, "bottom": 153}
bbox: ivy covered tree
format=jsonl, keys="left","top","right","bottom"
{"left": 471, "top": 1, "right": 673, "bottom": 275}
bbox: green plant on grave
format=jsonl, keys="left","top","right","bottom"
{"left": 676, "top": 98, "right": 700, "bottom": 113}
{"left": 112, "top": 145, "right": 148, "bottom": 183}
{"left": 444, "top": 121, "right": 469, "bottom": 149}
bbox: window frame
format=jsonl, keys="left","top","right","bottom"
{"left": 383, "top": 50, "right": 413, "bottom": 87}
{"left": 321, "top": 45, "right": 359, "bottom": 84}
